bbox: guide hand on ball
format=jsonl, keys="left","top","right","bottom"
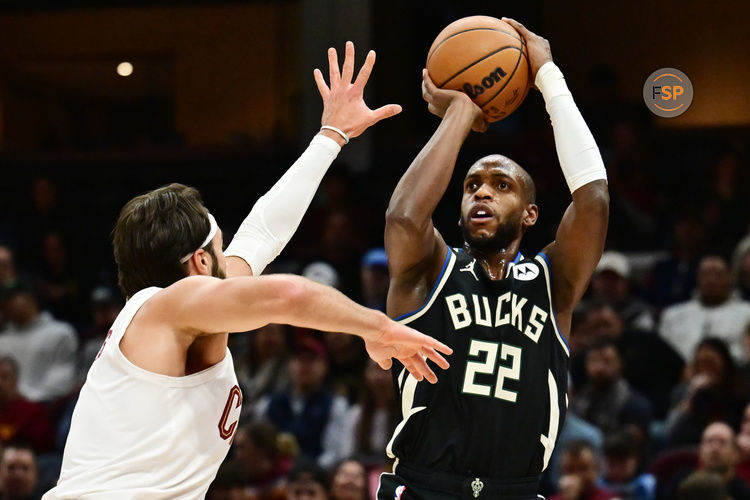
{"left": 421, "top": 69, "right": 488, "bottom": 133}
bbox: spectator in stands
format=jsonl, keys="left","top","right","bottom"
{"left": 737, "top": 402, "right": 750, "bottom": 484}
{"left": 677, "top": 471, "right": 729, "bottom": 500}
{"left": 600, "top": 429, "right": 656, "bottom": 500}
{"left": 645, "top": 214, "right": 704, "bottom": 309}
{"left": 542, "top": 381, "right": 603, "bottom": 497}
{"left": 666, "top": 338, "right": 748, "bottom": 448}
{"left": 323, "top": 330, "right": 367, "bottom": 405}
{"left": 286, "top": 460, "right": 329, "bottom": 500}
{"left": 0, "top": 246, "right": 19, "bottom": 292}
{"left": 351, "top": 360, "right": 397, "bottom": 466}
{"left": 329, "top": 459, "right": 368, "bottom": 500}
{"left": 264, "top": 336, "right": 356, "bottom": 468}
{"left": 659, "top": 255, "right": 750, "bottom": 362}
{"left": 33, "top": 231, "right": 83, "bottom": 324}
{"left": 232, "top": 420, "right": 293, "bottom": 498}
{"left": 658, "top": 422, "right": 750, "bottom": 500}
{"left": 0, "top": 444, "right": 41, "bottom": 500}
{"left": 77, "top": 286, "right": 123, "bottom": 383}
{"left": 0, "top": 283, "right": 77, "bottom": 402}
{"left": 591, "top": 251, "right": 654, "bottom": 331}
{"left": 571, "top": 338, "right": 653, "bottom": 442}
{"left": 0, "top": 356, "right": 53, "bottom": 453}
{"left": 550, "top": 439, "right": 616, "bottom": 500}
{"left": 236, "top": 323, "right": 292, "bottom": 421}
{"left": 360, "top": 248, "right": 389, "bottom": 312}
{"left": 571, "top": 299, "right": 683, "bottom": 419}
{"left": 704, "top": 152, "right": 748, "bottom": 258}
{"left": 732, "top": 235, "right": 750, "bottom": 301}
{"left": 0, "top": 246, "right": 19, "bottom": 329}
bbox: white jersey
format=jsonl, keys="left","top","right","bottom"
{"left": 44, "top": 287, "right": 242, "bottom": 500}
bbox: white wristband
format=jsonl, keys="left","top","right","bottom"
{"left": 224, "top": 135, "right": 341, "bottom": 275}
{"left": 536, "top": 62, "right": 607, "bottom": 193}
{"left": 320, "top": 125, "right": 349, "bottom": 145}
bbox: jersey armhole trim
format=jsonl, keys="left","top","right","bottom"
{"left": 535, "top": 252, "right": 570, "bottom": 356}
{"left": 394, "top": 248, "right": 456, "bottom": 324}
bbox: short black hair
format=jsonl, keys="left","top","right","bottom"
{"left": 603, "top": 430, "right": 639, "bottom": 459}
{"left": 287, "top": 458, "right": 330, "bottom": 489}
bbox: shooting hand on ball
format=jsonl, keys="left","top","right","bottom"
{"left": 502, "top": 18, "right": 553, "bottom": 83}
{"left": 314, "top": 41, "right": 402, "bottom": 145}
{"left": 422, "top": 69, "right": 487, "bottom": 133}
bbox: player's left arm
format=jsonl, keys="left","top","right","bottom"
{"left": 505, "top": 19, "right": 609, "bottom": 333}
{"left": 225, "top": 41, "right": 401, "bottom": 278}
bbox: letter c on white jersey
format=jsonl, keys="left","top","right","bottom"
{"left": 218, "top": 385, "right": 242, "bottom": 441}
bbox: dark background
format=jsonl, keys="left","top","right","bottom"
{"left": 0, "top": 0, "right": 748, "bottom": 299}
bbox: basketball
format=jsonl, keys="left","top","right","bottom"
{"left": 426, "top": 16, "right": 531, "bottom": 122}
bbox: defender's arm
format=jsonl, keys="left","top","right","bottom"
{"left": 159, "top": 274, "right": 452, "bottom": 382}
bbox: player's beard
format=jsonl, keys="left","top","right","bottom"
{"left": 461, "top": 213, "right": 522, "bottom": 254}
{"left": 211, "top": 258, "right": 226, "bottom": 280}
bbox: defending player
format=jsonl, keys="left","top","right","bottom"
{"left": 378, "top": 20, "right": 609, "bottom": 500}
{"left": 43, "top": 42, "right": 452, "bottom": 500}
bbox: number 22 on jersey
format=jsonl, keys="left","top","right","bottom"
{"left": 462, "top": 339, "right": 522, "bottom": 402}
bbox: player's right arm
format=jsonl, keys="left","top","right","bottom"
{"left": 385, "top": 77, "right": 485, "bottom": 317}
{"left": 158, "top": 274, "right": 452, "bottom": 382}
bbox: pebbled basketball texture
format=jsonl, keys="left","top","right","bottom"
{"left": 426, "top": 16, "right": 531, "bottom": 122}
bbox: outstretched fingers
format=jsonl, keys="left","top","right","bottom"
{"left": 327, "top": 47, "right": 341, "bottom": 88}
{"left": 410, "top": 354, "right": 438, "bottom": 383}
{"left": 353, "top": 49, "right": 376, "bottom": 90}
{"left": 421, "top": 346, "right": 450, "bottom": 370}
{"left": 369, "top": 104, "right": 403, "bottom": 125}
{"left": 341, "top": 41, "right": 355, "bottom": 83}
{"left": 401, "top": 356, "right": 424, "bottom": 382}
{"left": 313, "top": 68, "right": 330, "bottom": 100}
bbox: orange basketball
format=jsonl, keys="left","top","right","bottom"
{"left": 426, "top": 16, "right": 531, "bottom": 122}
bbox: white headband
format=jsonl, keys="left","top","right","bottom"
{"left": 179, "top": 213, "right": 218, "bottom": 264}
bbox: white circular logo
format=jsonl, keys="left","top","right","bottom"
{"left": 512, "top": 263, "right": 539, "bottom": 281}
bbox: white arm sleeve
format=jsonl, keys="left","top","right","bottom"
{"left": 224, "top": 134, "right": 341, "bottom": 274}
{"left": 535, "top": 62, "right": 607, "bottom": 193}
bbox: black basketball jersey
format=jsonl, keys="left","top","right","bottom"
{"left": 387, "top": 248, "right": 569, "bottom": 479}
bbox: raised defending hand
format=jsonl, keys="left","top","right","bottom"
{"left": 313, "top": 41, "right": 402, "bottom": 141}
{"left": 364, "top": 321, "right": 452, "bottom": 384}
{"left": 421, "top": 69, "right": 487, "bottom": 133}
{"left": 502, "top": 18, "right": 553, "bottom": 82}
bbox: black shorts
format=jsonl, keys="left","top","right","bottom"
{"left": 376, "top": 463, "right": 545, "bottom": 500}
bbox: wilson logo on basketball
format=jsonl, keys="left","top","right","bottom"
{"left": 462, "top": 67, "right": 508, "bottom": 99}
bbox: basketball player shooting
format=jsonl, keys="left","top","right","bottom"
{"left": 378, "top": 20, "right": 609, "bottom": 500}
{"left": 43, "top": 42, "right": 452, "bottom": 500}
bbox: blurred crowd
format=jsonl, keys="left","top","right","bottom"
{"left": 1, "top": 68, "right": 750, "bottom": 500}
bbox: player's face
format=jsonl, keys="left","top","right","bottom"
{"left": 459, "top": 158, "right": 536, "bottom": 253}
